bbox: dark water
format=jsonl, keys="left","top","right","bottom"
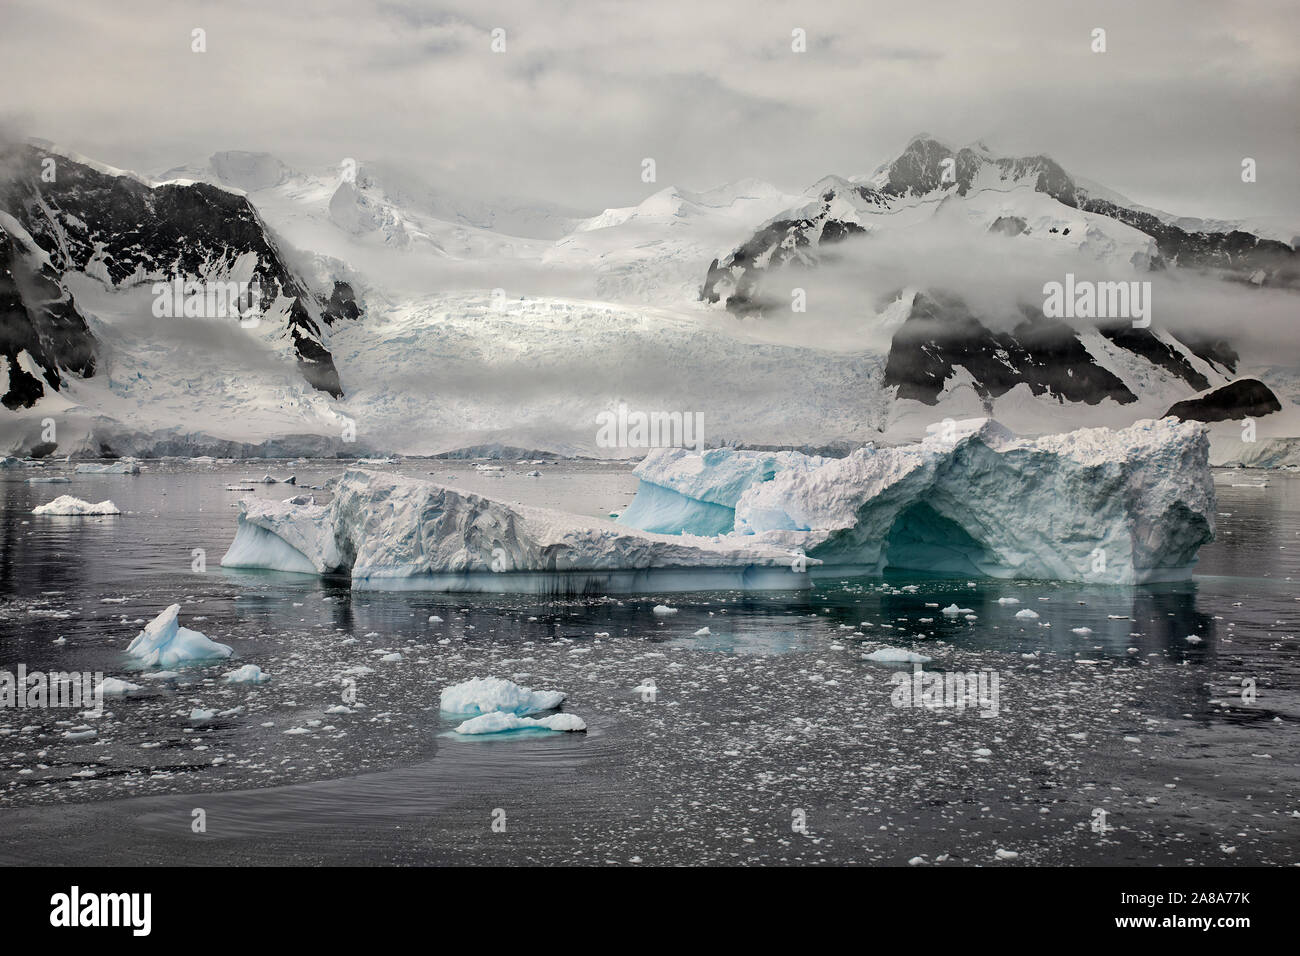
{"left": 0, "top": 460, "right": 1296, "bottom": 866}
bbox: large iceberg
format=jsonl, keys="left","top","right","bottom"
{"left": 126, "top": 605, "right": 234, "bottom": 668}
{"left": 621, "top": 418, "right": 1215, "bottom": 585}
{"left": 219, "top": 419, "right": 1214, "bottom": 589}
{"left": 222, "top": 469, "right": 814, "bottom": 593}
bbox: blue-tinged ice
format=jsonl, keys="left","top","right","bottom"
{"left": 126, "top": 604, "right": 233, "bottom": 668}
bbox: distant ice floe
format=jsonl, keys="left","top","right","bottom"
{"left": 864, "top": 647, "right": 933, "bottom": 663}
{"left": 32, "top": 495, "right": 121, "bottom": 516}
{"left": 27, "top": 476, "right": 70, "bottom": 484}
{"left": 126, "top": 604, "right": 233, "bottom": 668}
{"left": 440, "top": 677, "right": 565, "bottom": 717}
{"left": 219, "top": 418, "right": 1215, "bottom": 591}
{"left": 74, "top": 460, "right": 140, "bottom": 475}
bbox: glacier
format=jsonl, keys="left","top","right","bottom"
{"left": 219, "top": 419, "right": 1214, "bottom": 589}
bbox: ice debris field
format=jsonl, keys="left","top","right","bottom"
{"left": 220, "top": 418, "right": 1215, "bottom": 592}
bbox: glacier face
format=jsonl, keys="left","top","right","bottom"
{"left": 221, "top": 469, "right": 815, "bottom": 593}
{"left": 620, "top": 418, "right": 1216, "bottom": 585}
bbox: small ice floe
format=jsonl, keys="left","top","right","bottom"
{"left": 380, "top": 652, "right": 402, "bottom": 662}
{"left": 997, "top": 597, "right": 1020, "bottom": 605}
{"left": 428, "top": 615, "right": 443, "bottom": 624}
{"left": 994, "top": 848, "right": 1019, "bottom": 861}
{"left": 454, "top": 712, "right": 586, "bottom": 734}
{"left": 693, "top": 627, "right": 711, "bottom": 636}
{"left": 440, "top": 677, "right": 565, "bottom": 717}
{"left": 126, "top": 605, "right": 233, "bottom": 668}
{"left": 863, "top": 647, "right": 932, "bottom": 663}
{"left": 1071, "top": 627, "right": 1093, "bottom": 635}
{"left": 75, "top": 460, "right": 140, "bottom": 475}
{"left": 27, "top": 476, "right": 70, "bottom": 484}
{"left": 1185, "top": 635, "right": 1203, "bottom": 644}
{"left": 190, "top": 708, "right": 215, "bottom": 722}
{"left": 249, "top": 474, "right": 295, "bottom": 484}
{"left": 1015, "top": 609, "right": 1040, "bottom": 620}
{"left": 525, "top": 470, "right": 542, "bottom": 477}
{"left": 63, "top": 727, "right": 97, "bottom": 741}
{"left": 652, "top": 604, "right": 678, "bottom": 616}
{"left": 225, "top": 485, "right": 256, "bottom": 491}
{"left": 941, "top": 604, "right": 973, "bottom": 616}
{"left": 224, "top": 664, "right": 270, "bottom": 684}
{"left": 96, "top": 677, "right": 141, "bottom": 695}
{"left": 32, "top": 496, "right": 121, "bottom": 516}
{"left": 283, "top": 494, "right": 315, "bottom": 505}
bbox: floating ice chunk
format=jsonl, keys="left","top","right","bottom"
{"left": 653, "top": 605, "right": 678, "bottom": 616}
{"left": 440, "top": 677, "right": 566, "bottom": 717}
{"left": 380, "top": 652, "right": 402, "bottom": 662}
{"left": 693, "top": 626, "right": 711, "bottom": 635}
{"left": 1015, "top": 609, "right": 1040, "bottom": 620}
{"left": 96, "top": 677, "right": 141, "bottom": 695}
{"left": 997, "top": 597, "right": 1020, "bottom": 605}
{"left": 126, "top": 604, "right": 233, "bottom": 668}
{"left": 428, "top": 615, "right": 443, "bottom": 623}
{"left": 190, "top": 708, "right": 215, "bottom": 721}
{"left": 1071, "top": 627, "right": 1093, "bottom": 635}
{"left": 941, "top": 604, "right": 973, "bottom": 615}
{"left": 864, "top": 647, "right": 932, "bottom": 663}
{"left": 995, "top": 848, "right": 1019, "bottom": 861}
{"left": 1185, "top": 635, "right": 1203, "bottom": 644}
{"left": 27, "top": 476, "right": 70, "bottom": 484}
{"left": 75, "top": 460, "right": 140, "bottom": 475}
{"left": 224, "top": 664, "right": 270, "bottom": 684}
{"left": 454, "top": 712, "right": 587, "bottom": 734}
{"left": 32, "top": 496, "right": 121, "bottom": 516}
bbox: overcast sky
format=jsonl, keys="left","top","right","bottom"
{"left": 2, "top": 0, "right": 1296, "bottom": 221}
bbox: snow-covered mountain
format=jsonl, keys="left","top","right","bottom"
{"left": 0, "top": 135, "right": 1296, "bottom": 459}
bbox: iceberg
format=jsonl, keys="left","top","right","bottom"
{"left": 75, "top": 460, "right": 141, "bottom": 475}
{"left": 220, "top": 419, "right": 1213, "bottom": 590}
{"left": 222, "top": 469, "right": 815, "bottom": 593}
{"left": 224, "top": 664, "right": 271, "bottom": 684}
{"left": 440, "top": 677, "right": 565, "bottom": 717}
{"left": 453, "top": 712, "right": 587, "bottom": 734}
{"left": 618, "top": 418, "right": 1215, "bottom": 585}
{"left": 126, "top": 604, "right": 233, "bottom": 668}
{"left": 32, "top": 496, "right": 121, "bottom": 516}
